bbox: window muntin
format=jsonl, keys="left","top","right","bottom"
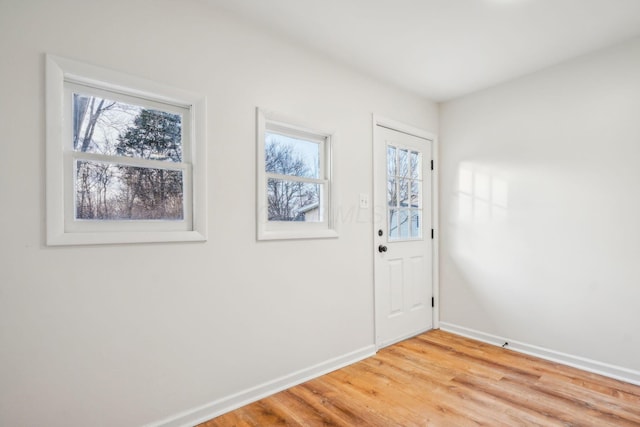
{"left": 387, "top": 144, "right": 423, "bottom": 241}
{"left": 256, "top": 109, "right": 337, "bottom": 240}
{"left": 264, "top": 130, "right": 325, "bottom": 223}
{"left": 46, "top": 55, "right": 207, "bottom": 245}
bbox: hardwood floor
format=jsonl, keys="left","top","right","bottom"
{"left": 198, "top": 330, "right": 640, "bottom": 426}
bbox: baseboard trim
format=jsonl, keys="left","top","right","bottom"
{"left": 439, "top": 322, "right": 640, "bottom": 386}
{"left": 147, "top": 344, "right": 377, "bottom": 427}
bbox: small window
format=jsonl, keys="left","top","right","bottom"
{"left": 256, "top": 108, "right": 337, "bottom": 240}
{"left": 46, "top": 55, "right": 207, "bottom": 245}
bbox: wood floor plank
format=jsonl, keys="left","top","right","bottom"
{"left": 413, "top": 334, "right": 543, "bottom": 382}
{"left": 298, "top": 377, "right": 404, "bottom": 426}
{"left": 198, "top": 330, "right": 640, "bottom": 427}
{"left": 361, "top": 354, "right": 535, "bottom": 427}
{"left": 342, "top": 359, "right": 487, "bottom": 426}
{"left": 372, "top": 349, "right": 551, "bottom": 426}
{"left": 286, "top": 383, "right": 369, "bottom": 426}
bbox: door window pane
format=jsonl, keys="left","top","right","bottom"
{"left": 387, "top": 177, "right": 398, "bottom": 207}
{"left": 410, "top": 210, "right": 421, "bottom": 238}
{"left": 411, "top": 181, "right": 421, "bottom": 208}
{"left": 398, "top": 209, "right": 409, "bottom": 239}
{"left": 389, "top": 209, "right": 399, "bottom": 239}
{"left": 390, "top": 209, "right": 410, "bottom": 239}
{"left": 399, "top": 179, "right": 409, "bottom": 207}
{"left": 387, "top": 143, "right": 425, "bottom": 241}
{"left": 387, "top": 146, "right": 396, "bottom": 177}
{"left": 410, "top": 151, "right": 421, "bottom": 179}
{"left": 398, "top": 148, "right": 409, "bottom": 177}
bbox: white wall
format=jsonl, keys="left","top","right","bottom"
{"left": 440, "top": 37, "right": 640, "bottom": 375}
{"left": 0, "top": 1, "right": 437, "bottom": 426}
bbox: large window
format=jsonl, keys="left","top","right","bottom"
{"left": 46, "top": 55, "right": 207, "bottom": 245}
{"left": 256, "top": 109, "right": 337, "bottom": 240}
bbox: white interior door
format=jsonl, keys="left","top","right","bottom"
{"left": 374, "top": 123, "right": 433, "bottom": 348}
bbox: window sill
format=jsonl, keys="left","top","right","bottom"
{"left": 47, "top": 229, "right": 207, "bottom": 246}
{"left": 257, "top": 228, "right": 338, "bottom": 241}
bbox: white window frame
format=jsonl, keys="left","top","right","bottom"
{"left": 256, "top": 108, "right": 338, "bottom": 240}
{"left": 46, "top": 55, "right": 207, "bottom": 245}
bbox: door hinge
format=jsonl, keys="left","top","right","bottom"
{"left": 430, "top": 160, "right": 434, "bottom": 170}
{"left": 431, "top": 297, "right": 435, "bottom": 308}
{"left": 431, "top": 229, "right": 434, "bottom": 239}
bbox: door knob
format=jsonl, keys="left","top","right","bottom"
{"left": 378, "top": 245, "right": 388, "bottom": 253}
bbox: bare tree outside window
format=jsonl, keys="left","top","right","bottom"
{"left": 388, "top": 146, "right": 422, "bottom": 239}
{"left": 72, "top": 93, "right": 184, "bottom": 220}
{"left": 265, "top": 133, "right": 321, "bottom": 222}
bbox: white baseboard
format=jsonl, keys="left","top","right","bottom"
{"left": 146, "top": 345, "right": 377, "bottom": 427}
{"left": 439, "top": 322, "right": 640, "bottom": 386}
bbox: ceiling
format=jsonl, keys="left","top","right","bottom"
{"left": 206, "top": 0, "right": 640, "bottom": 101}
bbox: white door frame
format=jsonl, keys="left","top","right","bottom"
{"left": 372, "top": 115, "right": 439, "bottom": 349}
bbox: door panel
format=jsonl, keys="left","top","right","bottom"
{"left": 409, "top": 255, "right": 427, "bottom": 310}
{"left": 374, "top": 124, "right": 433, "bottom": 348}
{"left": 388, "top": 259, "right": 403, "bottom": 315}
